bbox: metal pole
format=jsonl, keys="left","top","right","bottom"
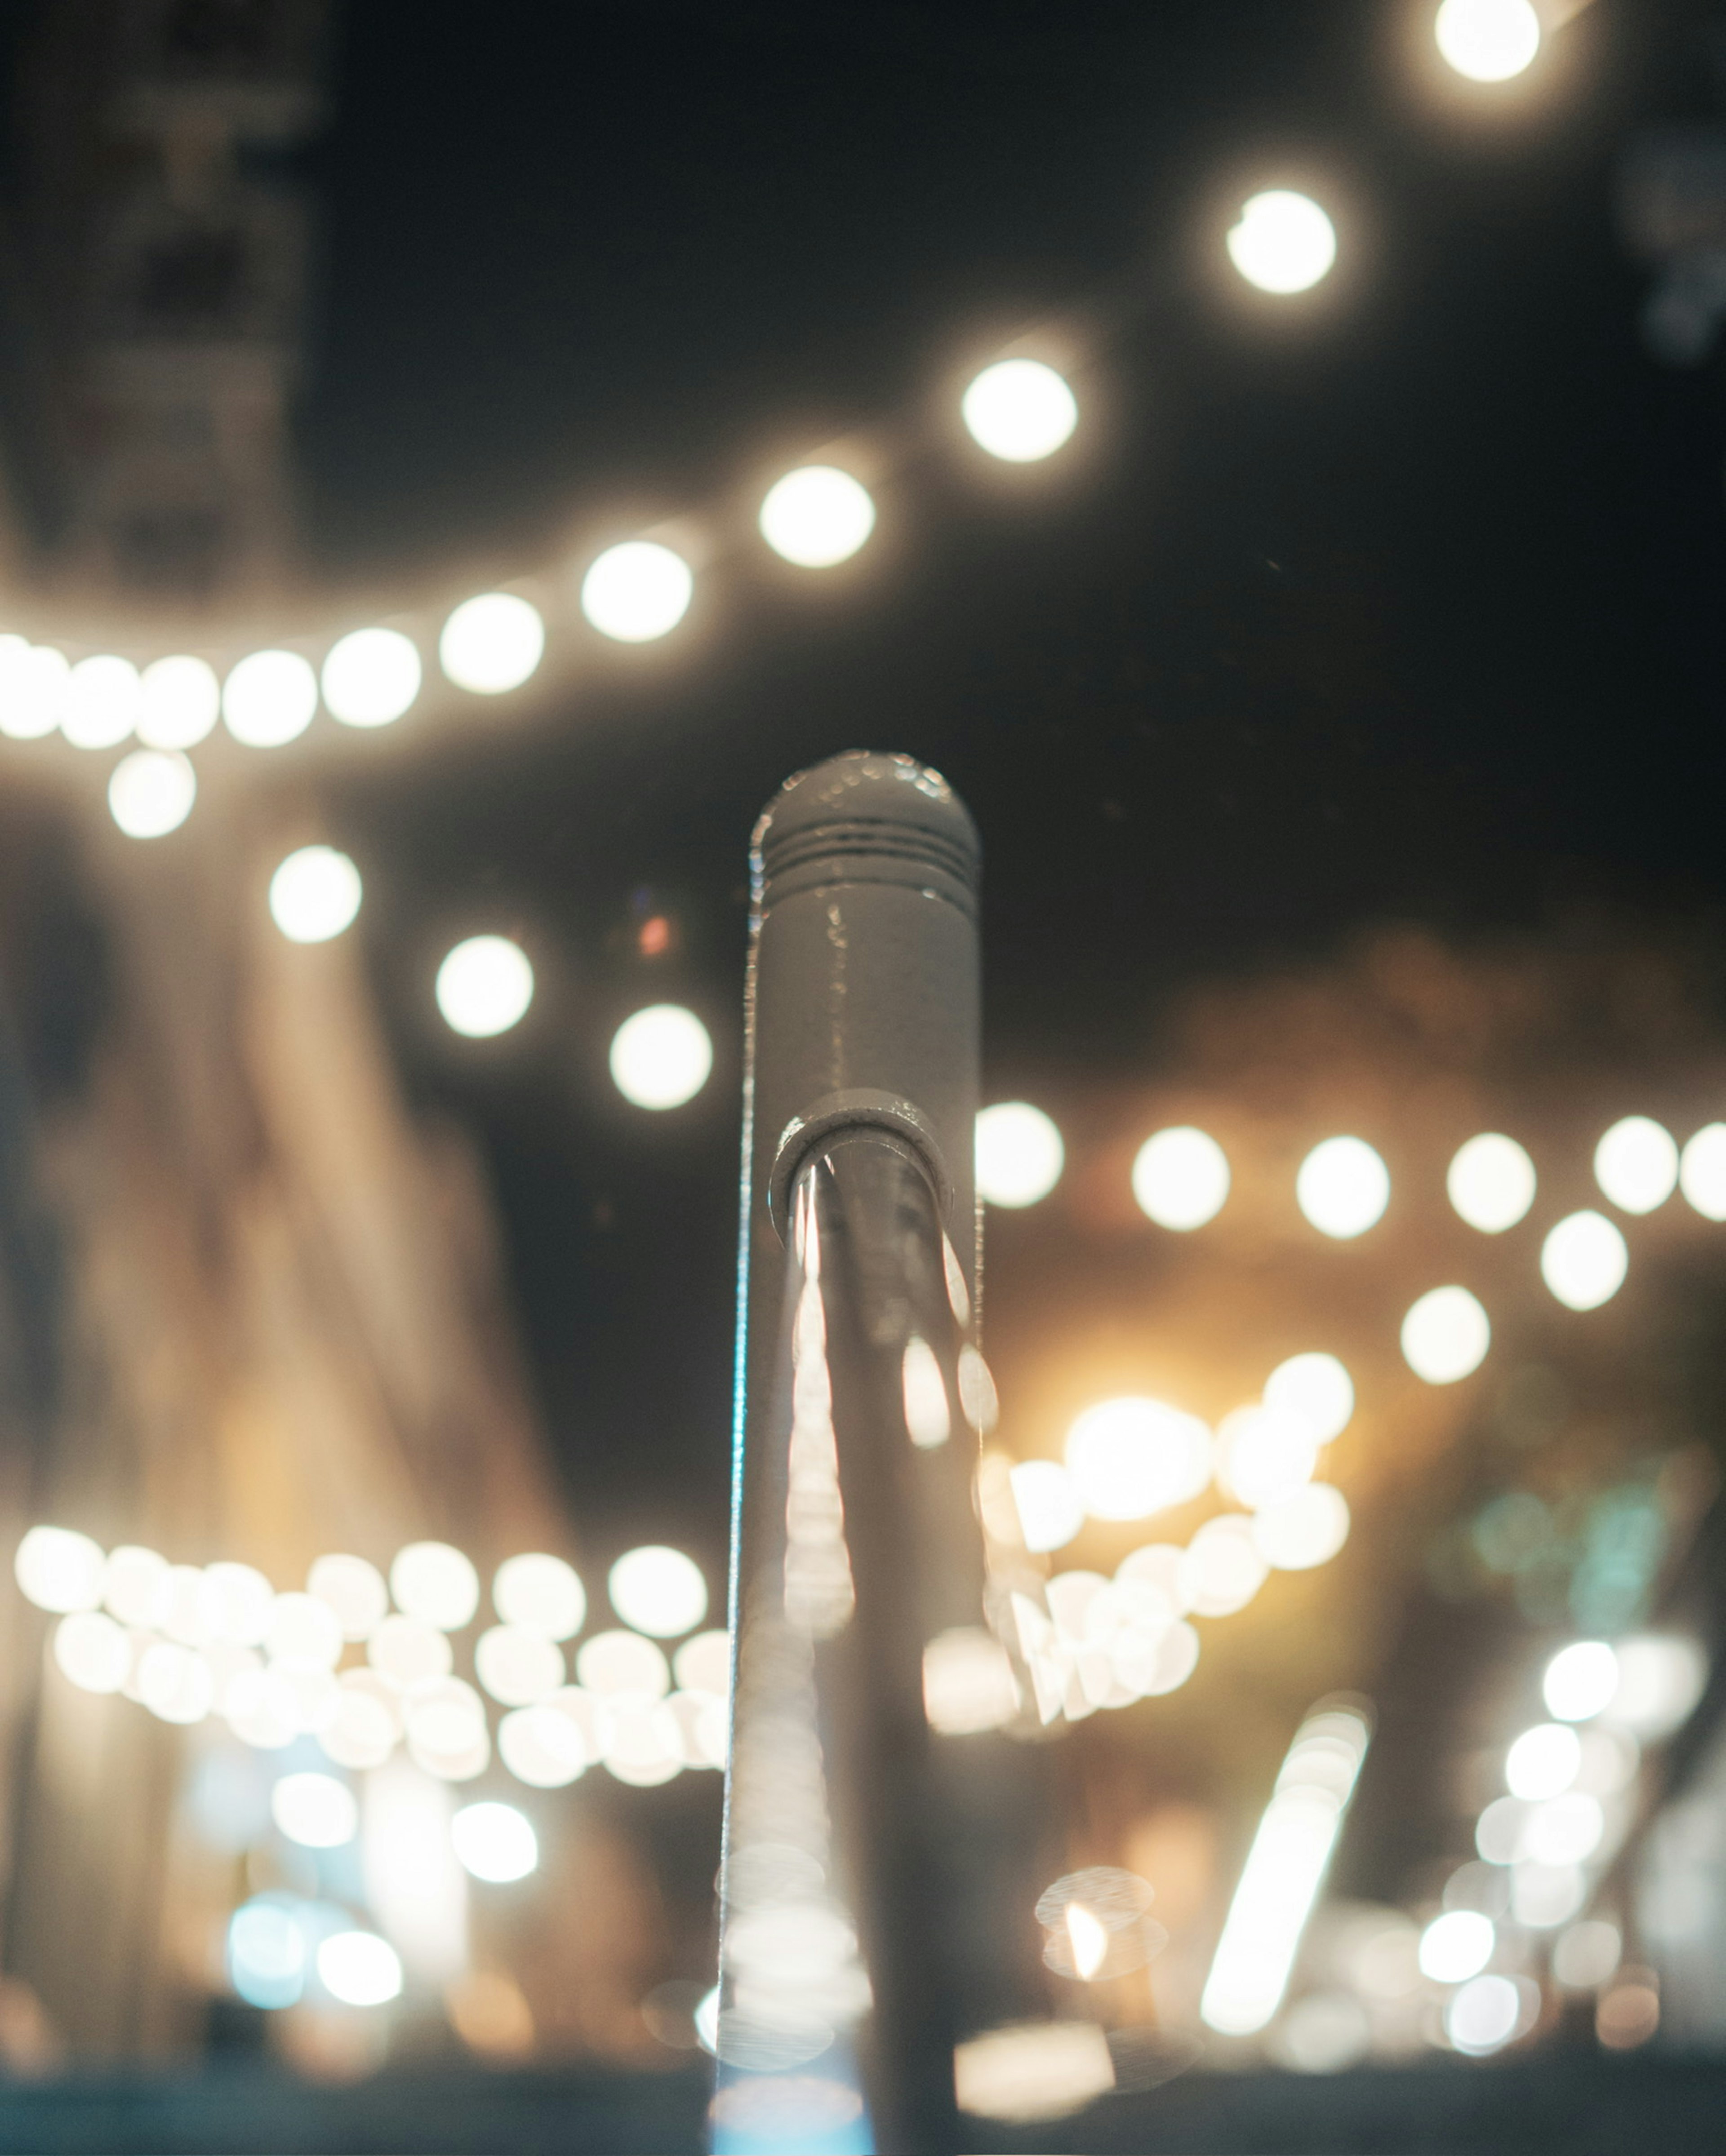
{"left": 716, "top": 752, "right": 1043, "bottom": 2156}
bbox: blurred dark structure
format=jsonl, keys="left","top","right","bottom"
{"left": 0, "top": 0, "right": 329, "bottom": 598}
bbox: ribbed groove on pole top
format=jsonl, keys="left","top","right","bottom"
{"left": 753, "top": 750, "right": 981, "bottom": 911}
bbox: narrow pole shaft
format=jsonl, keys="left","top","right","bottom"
{"left": 717, "top": 753, "right": 991, "bottom": 2154}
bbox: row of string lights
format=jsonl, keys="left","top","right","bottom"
{"left": 1201, "top": 1633, "right": 1707, "bottom": 2071}
{"left": 0, "top": 0, "right": 1561, "bottom": 849}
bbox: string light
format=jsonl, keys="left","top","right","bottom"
{"left": 608, "top": 1005, "right": 713, "bottom": 1109}
{"left": 759, "top": 466, "right": 876, "bottom": 566}
{"left": 1435, "top": 0, "right": 1541, "bottom": 82}
{"left": 63, "top": 656, "right": 141, "bottom": 750}
{"left": 1227, "top": 190, "right": 1337, "bottom": 295}
{"left": 439, "top": 593, "right": 545, "bottom": 693}
{"left": 269, "top": 847, "right": 363, "bottom": 944}
{"left": 435, "top": 936, "right": 534, "bottom": 1038}
{"left": 108, "top": 750, "right": 196, "bottom": 838}
{"left": 320, "top": 627, "right": 422, "bottom": 728}
{"left": 1131, "top": 1127, "right": 1229, "bottom": 1230}
{"left": 975, "top": 1102, "right": 1064, "bottom": 1208}
{"left": 960, "top": 359, "right": 1078, "bottom": 462}
{"left": 580, "top": 541, "right": 693, "bottom": 643}
{"left": 222, "top": 650, "right": 319, "bottom": 748}
{"left": 137, "top": 656, "right": 220, "bottom": 748}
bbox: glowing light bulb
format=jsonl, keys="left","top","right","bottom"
{"left": 1544, "top": 1641, "right": 1619, "bottom": 1723}
{"left": 271, "top": 1770, "right": 357, "bottom": 1848}
{"left": 1541, "top": 1211, "right": 1628, "bottom": 1311}
{"left": 975, "top": 1102, "right": 1064, "bottom": 1208}
{"left": 1594, "top": 1117, "right": 1678, "bottom": 1215}
{"left": 0, "top": 640, "right": 68, "bottom": 739}
{"left": 223, "top": 650, "right": 317, "bottom": 747}
{"left": 307, "top": 1554, "right": 388, "bottom": 1640}
{"left": 1262, "top": 1352, "right": 1354, "bottom": 1442}
{"left": 1009, "top": 1460, "right": 1084, "bottom": 1553}
{"left": 321, "top": 627, "right": 421, "bottom": 728}
{"left": 1435, "top": 0, "right": 1541, "bottom": 82}
{"left": 609, "top": 1004, "right": 712, "bottom": 1109}
{"left": 1447, "top": 1133, "right": 1536, "bottom": 1233}
{"left": 1419, "top": 1908, "right": 1494, "bottom": 1983}
{"left": 62, "top": 656, "right": 141, "bottom": 749}
{"left": 1401, "top": 1286, "right": 1490, "bottom": 1384}
{"left": 1506, "top": 1722, "right": 1581, "bottom": 1801}
{"left": 1065, "top": 1903, "right": 1108, "bottom": 1981}
{"left": 1680, "top": 1124, "right": 1726, "bottom": 1220}
{"left": 16, "top": 1526, "right": 106, "bottom": 1614}
{"left": 493, "top": 1553, "right": 585, "bottom": 1640}
{"left": 108, "top": 749, "right": 196, "bottom": 838}
{"left": 608, "top": 1546, "right": 707, "bottom": 1637}
{"left": 268, "top": 846, "right": 362, "bottom": 943}
{"left": 960, "top": 359, "right": 1079, "bottom": 462}
{"left": 759, "top": 466, "right": 876, "bottom": 567}
{"left": 440, "top": 593, "right": 545, "bottom": 693}
{"left": 317, "top": 1931, "right": 401, "bottom": 2007}
{"left": 1065, "top": 1398, "right": 1212, "bottom": 1521}
{"left": 1131, "top": 1127, "right": 1229, "bottom": 1230}
{"left": 451, "top": 1800, "right": 538, "bottom": 1883}
{"left": 1251, "top": 1484, "right": 1350, "bottom": 1570}
{"left": 1227, "top": 190, "right": 1337, "bottom": 295}
{"left": 1297, "top": 1136, "right": 1388, "bottom": 1238}
{"left": 137, "top": 655, "right": 219, "bottom": 748}
{"left": 53, "top": 1610, "right": 131, "bottom": 1693}
{"left": 581, "top": 541, "right": 693, "bottom": 643}
{"left": 436, "top": 935, "right": 534, "bottom": 1038}
{"left": 390, "top": 1542, "right": 480, "bottom": 1630}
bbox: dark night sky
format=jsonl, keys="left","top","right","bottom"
{"left": 271, "top": 2, "right": 1726, "bottom": 1575}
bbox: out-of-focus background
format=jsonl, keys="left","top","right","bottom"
{"left": 0, "top": 1, "right": 1723, "bottom": 2148}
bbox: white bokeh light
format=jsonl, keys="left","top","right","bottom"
{"left": 53, "top": 1610, "right": 131, "bottom": 1693}
{"left": 223, "top": 650, "right": 319, "bottom": 748}
{"left": 1594, "top": 1116, "right": 1678, "bottom": 1215}
{"left": 1401, "top": 1286, "right": 1490, "bottom": 1385}
{"left": 108, "top": 749, "right": 196, "bottom": 839}
{"left": 581, "top": 541, "right": 693, "bottom": 643}
{"left": 1446, "top": 1973, "right": 1523, "bottom": 2056}
{"left": 960, "top": 359, "right": 1079, "bottom": 463}
{"left": 1297, "top": 1136, "right": 1389, "bottom": 1238}
{"left": 608, "top": 1546, "right": 707, "bottom": 1637}
{"left": 452, "top": 1800, "right": 538, "bottom": 1883}
{"left": 16, "top": 1526, "right": 106, "bottom": 1614}
{"left": 436, "top": 935, "right": 534, "bottom": 1038}
{"left": 1541, "top": 1211, "right": 1628, "bottom": 1311}
{"left": 62, "top": 655, "right": 141, "bottom": 749}
{"left": 577, "top": 1630, "right": 671, "bottom": 1699}
{"left": 759, "top": 466, "right": 876, "bottom": 567}
{"left": 307, "top": 1554, "right": 388, "bottom": 1641}
{"left": 1418, "top": 1908, "right": 1494, "bottom": 1983}
{"left": 1215, "top": 1405, "right": 1318, "bottom": 1511}
{"left": 1065, "top": 1398, "right": 1213, "bottom": 1522}
{"left": 1227, "top": 190, "right": 1337, "bottom": 295}
{"left": 268, "top": 846, "right": 362, "bottom": 944}
{"left": 1132, "top": 1127, "right": 1230, "bottom": 1230}
{"left": 1262, "top": 1352, "right": 1354, "bottom": 1443}
{"left": 1179, "top": 1516, "right": 1268, "bottom": 1618}
{"left": 493, "top": 1553, "right": 585, "bottom": 1641}
{"left": 390, "top": 1542, "right": 480, "bottom": 1631}
{"left": 474, "top": 1624, "right": 564, "bottom": 1707}
{"left": 1447, "top": 1133, "right": 1536, "bottom": 1233}
{"left": 367, "top": 1613, "right": 453, "bottom": 1690}
{"left": 271, "top": 1770, "right": 358, "bottom": 1848}
{"left": 1251, "top": 1484, "right": 1350, "bottom": 1571}
{"left": 321, "top": 627, "right": 422, "bottom": 728}
{"left": 976, "top": 1102, "right": 1064, "bottom": 1209}
{"left": 1506, "top": 1723, "right": 1581, "bottom": 1801}
{"left": 1522, "top": 1792, "right": 1604, "bottom": 1868}
{"left": 1680, "top": 1123, "right": 1726, "bottom": 1220}
{"left": 609, "top": 1004, "right": 712, "bottom": 1109}
{"left": 1009, "top": 1460, "right": 1084, "bottom": 1553}
{"left": 317, "top": 1931, "right": 402, "bottom": 2007}
{"left": 1544, "top": 1641, "right": 1619, "bottom": 1723}
{"left": 440, "top": 593, "right": 545, "bottom": 693}
{"left": 138, "top": 655, "right": 220, "bottom": 748}
{"left": 1435, "top": 0, "right": 1541, "bottom": 82}
{"left": 0, "top": 639, "right": 68, "bottom": 739}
